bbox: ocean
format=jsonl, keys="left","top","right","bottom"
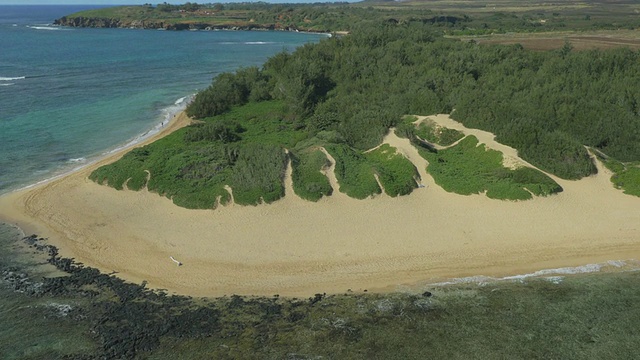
{"left": 0, "top": 5, "right": 325, "bottom": 195}
{"left": 0, "top": 6, "right": 325, "bottom": 358}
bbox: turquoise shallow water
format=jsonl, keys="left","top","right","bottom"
{"left": 0, "top": 7, "right": 324, "bottom": 358}
{"left": 0, "top": 5, "right": 325, "bottom": 194}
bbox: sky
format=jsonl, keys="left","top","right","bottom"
{"left": 0, "top": 0, "right": 339, "bottom": 4}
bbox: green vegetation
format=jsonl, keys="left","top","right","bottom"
{"left": 612, "top": 167, "right": 640, "bottom": 197}
{"left": 365, "top": 144, "right": 419, "bottom": 196}
{"left": 58, "top": 0, "right": 640, "bottom": 34}
{"left": 397, "top": 115, "right": 464, "bottom": 147}
{"left": 88, "top": 2, "right": 640, "bottom": 203}
{"left": 416, "top": 119, "right": 464, "bottom": 147}
{"left": 231, "top": 143, "right": 287, "bottom": 205}
{"left": 148, "top": 272, "right": 640, "bottom": 359}
{"left": 325, "top": 144, "right": 381, "bottom": 199}
{"left": 291, "top": 149, "right": 333, "bottom": 201}
{"left": 595, "top": 151, "right": 640, "bottom": 197}
{"left": 420, "top": 136, "right": 562, "bottom": 200}
{"left": 92, "top": 101, "right": 296, "bottom": 208}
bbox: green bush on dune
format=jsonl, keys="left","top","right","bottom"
{"left": 91, "top": 101, "right": 293, "bottom": 208}
{"left": 324, "top": 144, "right": 381, "bottom": 199}
{"left": 420, "top": 136, "right": 562, "bottom": 200}
{"left": 612, "top": 166, "right": 640, "bottom": 197}
{"left": 291, "top": 149, "right": 333, "bottom": 202}
{"left": 415, "top": 120, "right": 465, "bottom": 147}
{"left": 365, "top": 144, "right": 419, "bottom": 197}
{"left": 231, "top": 143, "right": 287, "bottom": 205}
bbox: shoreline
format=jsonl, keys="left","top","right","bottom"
{"left": 0, "top": 109, "right": 193, "bottom": 258}
{"left": 1, "top": 95, "right": 193, "bottom": 197}
{"left": 1, "top": 113, "right": 639, "bottom": 298}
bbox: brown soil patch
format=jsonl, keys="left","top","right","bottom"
{"left": 460, "top": 31, "right": 640, "bottom": 51}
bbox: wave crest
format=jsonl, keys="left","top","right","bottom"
{"left": 0, "top": 76, "right": 25, "bottom": 81}
{"left": 429, "top": 259, "right": 640, "bottom": 286}
{"left": 27, "top": 25, "right": 64, "bottom": 31}
{"left": 67, "top": 158, "right": 87, "bottom": 164}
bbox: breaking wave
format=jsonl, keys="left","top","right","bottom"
{"left": 27, "top": 25, "right": 65, "bottom": 31}
{"left": 429, "top": 259, "right": 640, "bottom": 286}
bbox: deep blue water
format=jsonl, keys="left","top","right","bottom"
{"left": 0, "top": 5, "right": 325, "bottom": 194}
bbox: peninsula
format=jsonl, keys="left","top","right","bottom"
{"left": 3, "top": 2, "right": 640, "bottom": 357}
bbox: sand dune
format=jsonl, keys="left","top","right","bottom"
{"left": 1, "top": 112, "right": 639, "bottom": 297}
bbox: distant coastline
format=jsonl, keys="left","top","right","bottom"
{"left": 53, "top": 15, "right": 336, "bottom": 34}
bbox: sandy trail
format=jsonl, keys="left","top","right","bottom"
{"left": 1, "top": 113, "right": 639, "bottom": 297}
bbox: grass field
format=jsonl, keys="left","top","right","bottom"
{"left": 458, "top": 30, "right": 640, "bottom": 51}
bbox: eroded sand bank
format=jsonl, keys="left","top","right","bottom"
{"left": 1, "top": 112, "right": 639, "bottom": 297}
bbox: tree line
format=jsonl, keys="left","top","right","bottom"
{"left": 188, "top": 21, "right": 640, "bottom": 180}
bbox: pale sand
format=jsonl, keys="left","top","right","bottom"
{"left": 1, "top": 112, "right": 639, "bottom": 297}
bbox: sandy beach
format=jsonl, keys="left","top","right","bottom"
{"left": 1, "top": 111, "right": 639, "bottom": 297}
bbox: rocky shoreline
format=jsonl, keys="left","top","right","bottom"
{"left": 0, "top": 234, "right": 349, "bottom": 359}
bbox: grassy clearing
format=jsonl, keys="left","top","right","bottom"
{"left": 365, "top": 144, "right": 419, "bottom": 197}
{"left": 325, "top": 144, "right": 381, "bottom": 199}
{"left": 420, "top": 136, "right": 562, "bottom": 200}
{"left": 291, "top": 149, "right": 333, "bottom": 202}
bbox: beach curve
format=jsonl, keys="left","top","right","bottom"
{"left": 0, "top": 113, "right": 639, "bottom": 297}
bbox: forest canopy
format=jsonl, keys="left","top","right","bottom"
{"left": 188, "top": 21, "right": 640, "bottom": 177}
{"left": 93, "top": 20, "right": 640, "bottom": 208}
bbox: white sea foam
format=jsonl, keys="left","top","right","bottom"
{"left": 0, "top": 76, "right": 25, "bottom": 81}
{"left": 244, "top": 41, "right": 276, "bottom": 45}
{"left": 27, "top": 25, "right": 64, "bottom": 31}
{"left": 67, "top": 157, "right": 87, "bottom": 164}
{"left": 0, "top": 83, "right": 14, "bottom": 87}
{"left": 103, "top": 94, "right": 195, "bottom": 156}
{"left": 174, "top": 96, "right": 187, "bottom": 105}
{"left": 429, "top": 259, "right": 640, "bottom": 287}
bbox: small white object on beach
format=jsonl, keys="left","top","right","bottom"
{"left": 169, "top": 256, "right": 182, "bottom": 266}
